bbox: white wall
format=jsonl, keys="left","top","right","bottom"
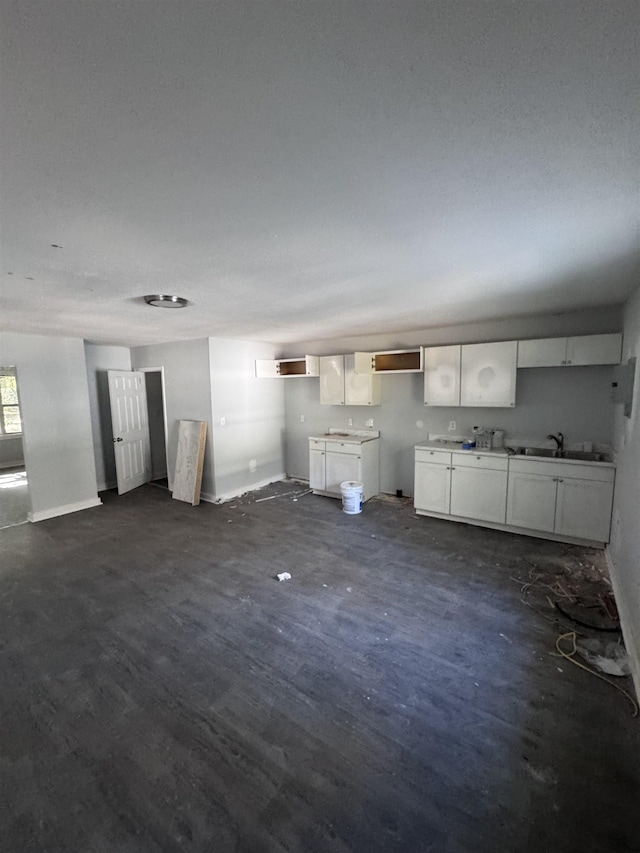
{"left": 282, "top": 308, "right": 622, "bottom": 494}
{"left": 131, "top": 339, "right": 214, "bottom": 497}
{"left": 0, "top": 435, "right": 24, "bottom": 469}
{"left": 0, "top": 333, "right": 100, "bottom": 520}
{"left": 208, "top": 339, "right": 285, "bottom": 501}
{"left": 608, "top": 284, "right": 640, "bottom": 697}
{"left": 84, "top": 343, "right": 132, "bottom": 490}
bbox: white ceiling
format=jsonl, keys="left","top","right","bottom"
{"left": 1, "top": 1, "right": 638, "bottom": 347}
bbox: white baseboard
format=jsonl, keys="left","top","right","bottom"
{"left": 0, "top": 459, "right": 25, "bottom": 470}
{"left": 29, "top": 497, "right": 103, "bottom": 523}
{"left": 202, "top": 472, "right": 287, "bottom": 505}
{"left": 605, "top": 547, "right": 640, "bottom": 703}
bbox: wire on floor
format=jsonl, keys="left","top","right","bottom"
{"left": 554, "top": 631, "right": 638, "bottom": 718}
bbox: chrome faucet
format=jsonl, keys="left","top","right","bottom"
{"left": 547, "top": 432, "right": 564, "bottom": 452}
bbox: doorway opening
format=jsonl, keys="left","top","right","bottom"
{"left": 0, "top": 366, "right": 30, "bottom": 528}
{"left": 140, "top": 368, "right": 169, "bottom": 488}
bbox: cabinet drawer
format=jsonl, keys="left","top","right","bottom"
{"left": 325, "top": 441, "right": 363, "bottom": 456}
{"left": 452, "top": 452, "right": 508, "bottom": 471}
{"left": 309, "top": 439, "right": 326, "bottom": 451}
{"left": 415, "top": 448, "right": 452, "bottom": 464}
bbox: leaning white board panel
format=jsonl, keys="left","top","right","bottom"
{"left": 173, "top": 420, "right": 207, "bottom": 506}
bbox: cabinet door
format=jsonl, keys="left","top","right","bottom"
{"left": 414, "top": 461, "right": 451, "bottom": 514}
{"left": 319, "top": 355, "right": 345, "bottom": 405}
{"left": 309, "top": 449, "right": 326, "bottom": 491}
{"left": 517, "top": 338, "right": 567, "bottom": 368}
{"left": 255, "top": 359, "right": 280, "bottom": 378}
{"left": 554, "top": 477, "right": 614, "bottom": 542}
{"left": 460, "top": 341, "right": 517, "bottom": 407}
{"left": 506, "top": 471, "right": 557, "bottom": 532}
{"left": 565, "top": 334, "right": 622, "bottom": 366}
{"left": 325, "top": 451, "right": 361, "bottom": 495}
{"left": 423, "top": 345, "right": 461, "bottom": 406}
{"left": 449, "top": 466, "right": 507, "bottom": 523}
{"left": 344, "top": 354, "right": 381, "bottom": 406}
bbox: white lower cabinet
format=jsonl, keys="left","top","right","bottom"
{"left": 506, "top": 470, "right": 557, "bottom": 532}
{"left": 414, "top": 456, "right": 452, "bottom": 514}
{"left": 506, "top": 458, "right": 615, "bottom": 543}
{"left": 415, "top": 446, "right": 615, "bottom": 546}
{"left": 309, "top": 447, "right": 326, "bottom": 491}
{"left": 450, "top": 460, "right": 508, "bottom": 524}
{"left": 554, "top": 477, "right": 615, "bottom": 542}
{"left": 309, "top": 437, "right": 380, "bottom": 501}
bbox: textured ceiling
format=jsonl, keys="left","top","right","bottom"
{"left": 1, "top": 1, "right": 639, "bottom": 347}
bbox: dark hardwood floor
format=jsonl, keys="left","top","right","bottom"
{"left": 1, "top": 482, "right": 638, "bottom": 852}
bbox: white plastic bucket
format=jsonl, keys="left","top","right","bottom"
{"left": 340, "top": 481, "right": 364, "bottom": 515}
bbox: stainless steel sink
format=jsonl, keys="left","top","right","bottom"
{"left": 511, "top": 446, "right": 607, "bottom": 463}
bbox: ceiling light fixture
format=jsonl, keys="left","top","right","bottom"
{"left": 143, "top": 294, "right": 190, "bottom": 308}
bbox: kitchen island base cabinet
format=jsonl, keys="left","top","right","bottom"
{"left": 309, "top": 437, "right": 380, "bottom": 502}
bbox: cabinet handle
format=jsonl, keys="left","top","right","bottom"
{"left": 553, "top": 476, "right": 557, "bottom": 481}
{"left": 558, "top": 478, "right": 563, "bottom": 483}
{"left": 476, "top": 456, "right": 481, "bottom": 460}
{"left": 566, "top": 360, "right": 572, "bottom": 365}
{"left": 451, "top": 467, "right": 456, "bottom": 470}
{"left": 446, "top": 466, "right": 450, "bottom": 470}
{"left": 561, "top": 360, "right": 566, "bottom": 365}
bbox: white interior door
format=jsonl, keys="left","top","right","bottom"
{"left": 108, "top": 370, "right": 151, "bottom": 494}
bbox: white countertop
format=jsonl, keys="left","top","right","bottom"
{"left": 310, "top": 428, "right": 380, "bottom": 444}
{"left": 415, "top": 439, "right": 614, "bottom": 467}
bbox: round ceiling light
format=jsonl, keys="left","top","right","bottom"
{"left": 143, "top": 294, "right": 190, "bottom": 308}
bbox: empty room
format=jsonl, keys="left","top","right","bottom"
{"left": 1, "top": 2, "right": 639, "bottom": 851}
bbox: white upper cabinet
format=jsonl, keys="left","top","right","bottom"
{"left": 319, "top": 355, "right": 380, "bottom": 406}
{"left": 565, "top": 334, "right": 622, "bottom": 366}
{"left": 422, "top": 341, "right": 516, "bottom": 407}
{"left": 516, "top": 337, "right": 568, "bottom": 368}
{"left": 517, "top": 333, "right": 622, "bottom": 368}
{"left": 255, "top": 355, "right": 319, "bottom": 378}
{"left": 423, "top": 345, "right": 461, "bottom": 406}
{"left": 319, "top": 355, "right": 345, "bottom": 404}
{"left": 460, "top": 341, "right": 517, "bottom": 408}
{"left": 344, "top": 354, "right": 381, "bottom": 405}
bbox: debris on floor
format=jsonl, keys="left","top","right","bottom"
{"left": 276, "top": 572, "right": 292, "bottom": 582}
{"left": 511, "top": 552, "right": 619, "bottom": 631}
{"left": 575, "top": 637, "right": 632, "bottom": 677}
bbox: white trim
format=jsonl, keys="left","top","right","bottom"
{"left": 201, "top": 473, "right": 287, "bottom": 505}
{"left": 29, "top": 497, "right": 102, "bottom": 523}
{"left": 413, "top": 507, "right": 607, "bottom": 549}
{"left": 0, "top": 433, "right": 23, "bottom": 440}
{"left": 604, "top": 548, "right": 640, "bottom": 703}
{"left": 0, "top": 459, "right": 25, "bottom": 470}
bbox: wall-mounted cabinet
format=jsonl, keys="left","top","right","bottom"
{"left": 319, "top": 355, "right": 381, "bottom": 406}
{"left": 517, "top": 333, "right": 622, "bottom": 368}
{"left": 353, "top": 348, "right": 423, "bottom": 375}
{"left": 423, "top": 340, "right": 517, "bottom": 408}
{"left": 255, "top": 355, "right": 319, "bottom": 378}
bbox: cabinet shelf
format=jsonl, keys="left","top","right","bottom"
{"left": 255, "top": 355, "right": 319, "bottom": 378}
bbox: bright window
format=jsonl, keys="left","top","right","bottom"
{"left": 0, "top": 369, "right": 22, "bottom": 435}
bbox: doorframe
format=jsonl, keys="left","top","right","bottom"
{"left": 138, "top": 367, "right": 170, "bottom": 484}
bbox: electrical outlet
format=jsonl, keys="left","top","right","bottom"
{"left": 348, "top": 418, "right": 353, "bottom": 427}
{"left": 300, "top": 414, "right": 305, "bottom": 423}
{"left": 249, "top": 458, "right": 257, "bottom": 473}
{"left": 366, "top": 418, "right": 374, "bottom": 428}
{"left": 220, "top": 416, "right": 226, "bottom": 426}
{"left": 448, "top": 420, "right": 456, "bottom": 432}
{"left": 416, "top": 420, "right": 424, "bottom": 429}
